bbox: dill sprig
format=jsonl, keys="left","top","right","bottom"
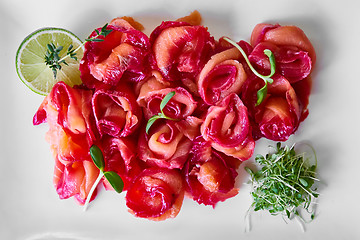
{"left": 245, "top": 142, "right": 319, "bottom": 223}
{"left": 44, "top": 23, "right": 112, "bottom": 79}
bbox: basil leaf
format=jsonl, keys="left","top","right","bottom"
{"left": 104, "top": 171, "right": 124, "bottom": 193}
{"left": 90, "top": 145, "right": 105, "bottom": 171}
{"left": 160, "top": 91, "right": 175, "bottom": 111}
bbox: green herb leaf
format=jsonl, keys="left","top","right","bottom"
{"left": 146, "top": 91, "right": 177, "bottom": 134}
{"left": 47, "top": 43, "right": 54, "bottom": 52}
{"left": 256, "top": 82, "right": 268, "bottom": 106}
{"left": 44, "top": 42, "right": 66, "bottom": 78}
{"left": 84, "top": 145, "right": 124, "bottom": 211}
{"left": 246, "top": 142, "right": 319, "bottom": 223}
{"left": 299, "top": 178, "right": 309, "bottom": 187}
{"left": 66, "top": 44, "right": 78, "bottom": 61}
{"left": 104, "top": 171, "right": 124, "bottom": 193}
{"left": 244, "top": 166, "right": 254, "bottom": 177}
{"left": 263, "top": 49, "right": 276, "bottom": 82}
{"left": 223, "top": 37, "right": 276, "bottom": 106}
{"left": 99, "top": 23, "right": 112, "bottom": 37}
{"left": 85, "top": 38, "right": 104, "bottom": 42}
{"left": 160, "top": 91, "right": 175, "bottom": 112}
{"left": 44, "top": 24, "right": 112, "bottom": 78}
{"left": 89, "top": 145, "right": 105, "bottom": 171}
{"left": 85, "top": 23, "right": 113, "bottom": 42}
{"left": 146, "top": 114, "right": 161, "bottom": 134}
{"left": 56, "top": 46, "right": 63, "bottom": 52}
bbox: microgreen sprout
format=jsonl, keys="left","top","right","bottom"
{"left": 223, "top": 37, "right": 276, "bottom": 106}
{"left": 83, "top": 145, "right": 124, "bottom": 211}
{"left": 44, "top": 23, "right": 112, "bottom": 79}
{"left": 146, "top": 91, "right": 177, "bottom": 134}
{"left": 245, "top": 142, "right": 319, "bottom": 230}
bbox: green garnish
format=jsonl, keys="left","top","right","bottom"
{"left": 84, "top": 145, "right": 124, "bottom": 211}
{"left": 223, "top": 37, "right": 276, "bottom": 106}
{"left": 85, "top": 23, "right": 113, "bottom": 42}
{"left": 89, "top": 144, "right": 105, "bottom": 170}
{"left": 45, "top": 23, "right": 113, "bottom": 79}
{"left": 44, "top": 43, "right": 77, "bottom": 79}
{"left": 89, "top": 145, "right": 124, "bottom": 194}
{"left": 245, "top": 142, "right": 319, "bottom": 225}
{"left": 145, "top": 91, "right": 177, "bottom": 134}
{"left": 103, "top": 171, "right": 124, "bottom": 193}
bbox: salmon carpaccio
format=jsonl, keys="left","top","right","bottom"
{"left": 34, "top": 11, "right": 316, "bottom": 220}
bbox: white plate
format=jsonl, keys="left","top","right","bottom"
{"left": 1, "top": 0, "right": 359, "bottom": 239}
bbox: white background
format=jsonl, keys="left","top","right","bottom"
{"left": 1, "top": 0, "right": 359, "bottom": 239}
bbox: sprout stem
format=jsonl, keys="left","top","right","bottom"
{"left": 83, "top": 171, "right": 104, "bottom": 211}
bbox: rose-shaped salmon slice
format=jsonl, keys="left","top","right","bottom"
{"left": 197, "top": 47, "right": 247, "bottom": 105}
{"left": 33, "top": 82, "right": 99, "bottom": 204}
{"left": 242, "top": 74, "right": 306, "bottom": 141}
{"left": 100, "top": 136, "right": 145, "bottom": 191}
{"left": 92, "top": 83, "right": 142, "bottom": 138}
{"left": 183, "top": 136, "right": 241, "bottom": 207}
{"left": 150, "top": 21, "right": 215, "bottom": 81}
{"left": 201, "top": 93, "right": 255, "bottom": 160}
{"left": 249, "top": 42, "right": 312, "bottom": 83}
{"left": 54, "top": 156, "right": 100, "bottom": 204}
{"left": 126, "top": 167, "right": 185, "bottom": 220}
{"left": 138, "top": 120, "right": 192, "bottom": 169}
{"left": 137, "top": 76, "right": 197, "bottom": 120}
{"left": 258, "top": 75, "right": 303, "bottom": 141}
{"left": 33, "top": 81, "right": 96, "bottom": 163}
{"left": 250, "top": 23, "right": 316, "bottom": 66}
{"left": 80, "top": 18, "right": 151, "bottom": 88}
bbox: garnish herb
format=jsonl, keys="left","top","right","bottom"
{"left": 85, "top": 23, "right": 113, "bottom": 42}
{"left": 223, "top": 37, "right": 276, "bottom": 106}
{"left": 146, "top": 91, "right": 177, "bottom": 134}
{"left": 84, "top": 145, "right": 124, "bottom": 211}
{"left": 245, "top": 142, "right": 319, "bottom": 228}
{"left": 89, "top": 144, "right": 105, "bottom": 170}
{"left": 103, "top": 171, "right": 124, "bottom": 193}
{"left": 45, "top": 23, "right": 113, "bottom": 79}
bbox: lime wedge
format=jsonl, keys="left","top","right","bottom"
{"left": 15, "top": 27, "right": 84, "bottom": 95}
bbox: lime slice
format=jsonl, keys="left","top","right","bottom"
{"left": 15, "top": 27, "right": 84, "bottom": 95}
